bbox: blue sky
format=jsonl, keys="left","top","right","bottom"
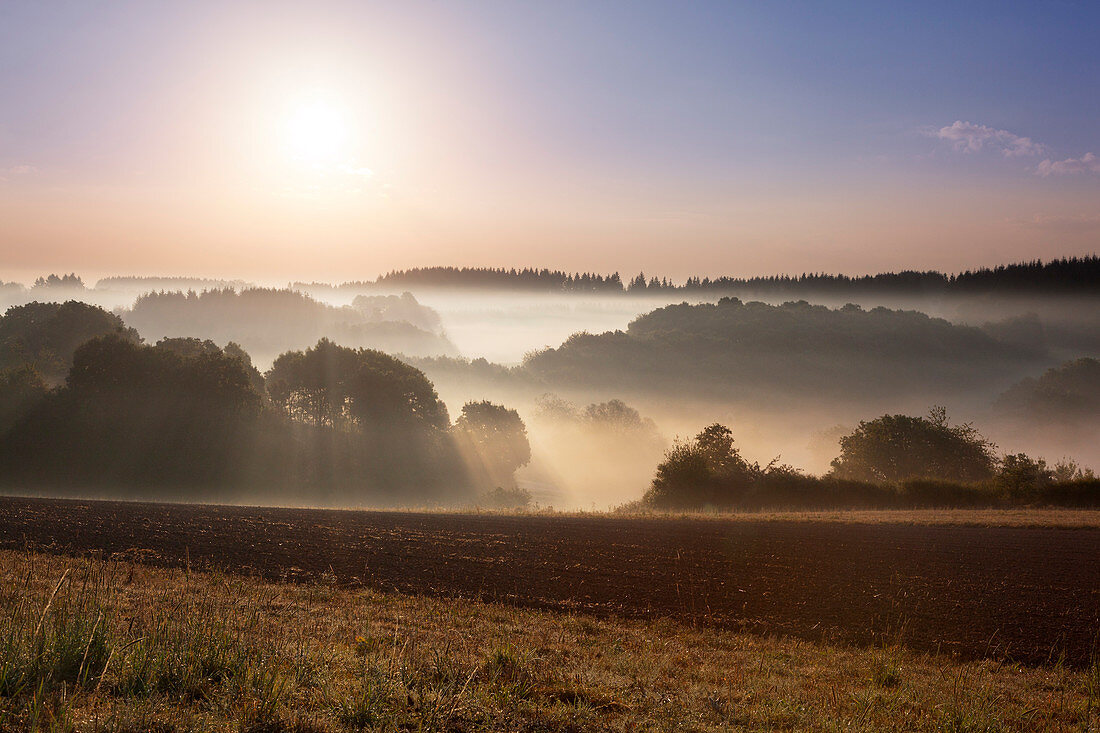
{"left": 1, "top": 0, "right": 1098, "bottom": 280}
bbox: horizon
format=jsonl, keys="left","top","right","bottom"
{"left": 7, "top": 253, "right": 1100, "bottom": 291}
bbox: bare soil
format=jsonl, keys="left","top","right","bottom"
{"left": 1, "top": 496, "right": 1097, "bottom": 666}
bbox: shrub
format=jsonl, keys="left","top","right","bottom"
{"left": 478, "top": 486, "right": 533, "bottom": 510}
{"left": 896, "top": 479, "right": 993, "bottom": 507}
{"left": 644, "top": 424, "right": 759, "bottom": 509}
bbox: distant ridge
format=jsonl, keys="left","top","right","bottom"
{"left": 368, "top": 256, "right": 1100, "bottom": 295}
{"left": 16, "top": 255, "right": 1100, "bottom": 297}
{"left": 95, "top": 276, "right": 255, "bottom": 291}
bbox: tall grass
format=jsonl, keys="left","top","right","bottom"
{"left": 0, "top": 558, "right": 292, "bottom": 730}
{"left": 0, "top": 567, "right": 111, "bottom": 698}
{"left": 0, "top": 550, "right": 1096, "bottom": 731}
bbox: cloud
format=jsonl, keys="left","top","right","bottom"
{"left": 1035, "top": 152, "right": 1100, "bottom": 177}
{"left": 932, "top": 121, "right": 1100, "bottom": 177}
{"left": 2, "top": 164, "right": 37, "bottom": 175}
{"left": 934, "top": 121, "right": 1044, "bottom": 157}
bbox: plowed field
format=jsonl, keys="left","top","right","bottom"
{"left": 2, "top": 496, "right": 1097, "bottom": 665}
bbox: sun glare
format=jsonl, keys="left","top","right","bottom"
{"left": 283, "top": 98, "right": 349, "bottom": 163}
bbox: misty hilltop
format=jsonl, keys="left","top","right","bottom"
{"left": 122, "top": 287, "right": 457, "bottom": 365}
{"left": 520, "top": 298, "right": 1048, "bottom": 404}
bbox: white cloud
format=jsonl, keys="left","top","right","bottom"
{"left": 935, "top": 121, "right": 1044, "bottom": 157}
{"left": 1035, "top": 152, "right": 1100, "bottom": 177}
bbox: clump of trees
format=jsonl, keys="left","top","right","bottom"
{"left": 32, "top": 273, "right": 85, "bottom": 291}
{"left": 0, "top": 303, "right": 530, "bottom": 505}
{"left": 532, "top": 395, "right": 667, "bottom": 505}
{"left": 350, "top": 292, "right": 443, "bottom": 333}
{"left": 375, "top": 266, "right": 626, "bottom": 293}
{"left": 644, "top": 424, "right": 763, "bottom": 508}
{"left": 0, "top": 301, "right": 139, "bottom": 383}
{"left": 644, "top": 411, "right": 1098, "bottom": 511}
{"left": 1, "top": 334, "right": 262, "bottom": 489}
{"left": 267, "top": 338, "right": 450, "bottom": 432}
{"left": 123, "top": 287, "right": 456, "bottom": 363}
{"left": 535, "top": 395, "right": 664, "bottom": 443}
{"left": 452, "top": 401, "right": 532, "bottom": 488}
{"left": 523, "top": 298, "right": 1042, "bottom": 403}
{"left": 995, "top": 358, "right": 1100, "bottom": 424}
{"left": 829, "top": 408, "right": 997, "bottom": 484}
{"left": 996, "top": 454, "right": 1095, "bottom": 500}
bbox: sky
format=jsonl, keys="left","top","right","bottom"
{"left": 1, "top": 0, "right": 1098, "bottom": 283}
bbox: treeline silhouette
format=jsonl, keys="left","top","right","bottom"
{"left": 96, "top": 275, "right": 253, "bottom": 291}
{"left": 123, "top": 288, "right": 455, "bottom": 361}
{"left": 8, "top": 256, "right": 1097, "bottom": 303}
{"left": 375, "top": 267, "right": 626, "bottom": 292}
{"left": 1, "top": 273, "right": 88, "bottom": 298}
{"left": 33, "top": 273, "right": 85, "bottom": 290}
{"left": 639, "top": 415, "right": 1098, "bottom": 511}
{"left": 372, "top": 256, "right": 1100, "bottom": 295}
{"left": 0, "top": 302, "right": 531, "bottom": 504}
{"left": 520, "top": 298, "right": 1045, "bottom": 402}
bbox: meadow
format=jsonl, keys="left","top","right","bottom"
{"left": 2, "top": 549, "right": 1098, "bottom": 732}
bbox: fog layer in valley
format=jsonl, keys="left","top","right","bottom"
{"left": 1, "top": 267, "right": 1097, "bottom": 509}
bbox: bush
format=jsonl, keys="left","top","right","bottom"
{"left": 644, "top": 424, "right": 760, "bottom": 510}
{"left": 896, "top": 479, "right": 994, "bottom": 508}
{"left": 1038, "top": 478, "right": 1100, "bottom": 506}
{"left": 478, "top": 486, "right": 533, "bottom": 510}
{"left": 995, "top": 453, "right": 1052, "bottom": 500}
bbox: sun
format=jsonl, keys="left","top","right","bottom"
{"left": 282, "top": 97, "right": 349, "bottom": 164}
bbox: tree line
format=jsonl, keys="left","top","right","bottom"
{"left": 374, "top": 267, "right": 627, "bottom": 292}
{"left": 122, "top": 288, "right": 455, "bottom": 362}
{"left": 9, "top": 256, "right": 1098, "bottom": 301}
{"left": 642, "top": 410, "right": 1098, "bottom": 511}
{"left": 369, "top": 256, "right": 1099, "bottom": 295}
{"left": 0, "top": 302, "right": 530, "bottom": 505}
{"left": 521, "top": 297, "right": 1045, "bottom": 403}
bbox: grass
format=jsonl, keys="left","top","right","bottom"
{"left": 608, "top": 506, "right": 1100, "bottom": 528}
{"left": 0, "top": 549, "right": 1097, "bottom": 731}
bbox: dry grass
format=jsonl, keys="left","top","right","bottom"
{"left": 0, "top": 549, "right": 1097, "bottom": 732}
{"left": 608, "top": 507, "right": 1100, "bottom": 528}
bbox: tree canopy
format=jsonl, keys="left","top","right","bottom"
{"left": 644, "top": 424, "right": 759, "bottom": 509}
{"left": 829, "top": 409, "right": 997, "bottom": 484}
{"left": 995, "top": 358, "right": 1100, "bottom": 423}
{"left": 1, "top": 334, "right": 262, "bottom": 488}
{"left": 522, "top": 298, "right": 1039, "bottom": 403}
{"left": 124, "top": 287, "right": 455, "bottom": 363}
{"left": 371, "top": 256, "right": 1100, "bottom": 295}
{"left": 452, "top": 401, "right": 531, "bottom": 488}
{"left": 0, "top": 301, "right": 139, "bottom": 384}
{"left": 266, "top": 338, "right": 449, "bottom": 432}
